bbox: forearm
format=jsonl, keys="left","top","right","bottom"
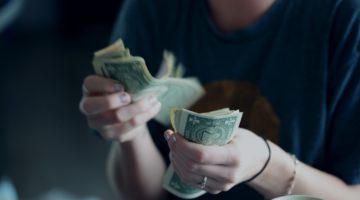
{"left": 294, "top": 162, "right": 360, "bottom": 199}
{"left": 248, "top": 141, "right": 360, "bottom": 199}
{"left": 107, "top": 125, "right": 167, "bottom": 200}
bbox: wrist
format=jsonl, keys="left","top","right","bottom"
{"left": 117, "top": 125, "right": 150, "bottom": 148}
{"left": 247, "top": 141, "right": 294, "bottom": 198}
{"left": 235, "top": 130, "right": 271, "bottom": 182}
{"left": 243, "top": 137, "right": 271, "bottom": 183}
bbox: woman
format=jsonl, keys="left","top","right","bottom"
{"left": 79, "top": 0, "right": 360, "bottom": 199}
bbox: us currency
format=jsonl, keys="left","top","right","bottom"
{"left": 163, "top": 108, "right": 243, "bottom": 199}
{"left": 92, "top": 39, "right": 205, "bottom": 125}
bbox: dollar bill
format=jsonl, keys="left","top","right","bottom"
{"left": 163, "top": 108, "right": 243, "bottom": 199}
{"left": 92, "top": 39, "right": 205, "bottom": 125}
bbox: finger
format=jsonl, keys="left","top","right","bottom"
{"left": 170, "top": 144, "right": 234, "bottom": 183}
{"left": 170, "top": 140, "right": 202, "bottom": 174}
{"left": 168, "top": 132, "right": 232, "bottom": 165}
{"left": 82, "top": 84, "right": 90, "bottom": 96}
{"left": 170, "top": 146, "right": 224, "bottom": 193}
{"left": 128, "top": 101, "right": 161, "bottom": 127}
{"left": 171, "top": 160, "right": 221, "bottom": 194}
{"left": 171, "top": 155, "right": 186, "bottom": 180}
{"left": 165, "top": 130, "right": 229, "bottom": 165}
{"left": 80, "top": 92, "right": 131, "bottom": 115}
{"left": 170, "top": 143, "right": 238, "bottom": 186}
{"left": 164, "top": 129, "right": 176, "bottom": 143}
{"left": 179, "top": 169, "right": 231, "bottom": 194}
{"left": 83, "top": 75, "right": 124, "bottom": 94}
{"left": 116, "top": 96, "right": 158, "bottom": 122}
{"left": 171, "top": 148, "right": 192, "bottom": 180}
{"left": 96, "top": 122, "right": 134, "bottom": 140}
{"left": 194, "top": 164, "right": 239, "bottom": 185}
{"left": 88, "top": 100, "right": 160, "bottom": 129}
{"left": 87, "top": 96, "right": 158, "bottom": 127}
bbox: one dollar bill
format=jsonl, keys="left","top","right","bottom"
{"left": 92, "top": 39, "right": 205, "bottom": 125}
{"left": 163, "top": 108, "right": 243, "bottom": 199}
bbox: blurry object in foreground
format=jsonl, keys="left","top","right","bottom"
{"left": 0, "top": 0, "right": 24, "bottom": 33}
{"left": 0, "top": 177, "right": 18, "bottom": 200}
{"left": 92, "top": 39, "right": 205, "bottom": 125}
{"left": 272, "top": 195, "right": 323, "bottom": 200}
{"left": 28, "top": 189, "right": 101, "bottom": 200}
{"left": 163, "top": 108, "right": 243, "bottom": 199}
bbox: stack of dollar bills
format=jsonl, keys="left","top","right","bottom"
{"left": 93, "top": 39, "right": 243, "bottom": 199}
{"left": 92, "top": 39, "right": 205, "bottom": 125}
{"left": 163, "top": 108, "right": 243, "bottom": 199}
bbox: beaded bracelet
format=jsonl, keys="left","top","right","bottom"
{"left": 286, "top": 154, "right": 299, "bottom": 195}
{"left": 243, "top": 137, "right": 271, "bottom": 183}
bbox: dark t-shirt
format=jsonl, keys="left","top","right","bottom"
{"left": 111, "top": 0, "right": 360, "bottom": 198}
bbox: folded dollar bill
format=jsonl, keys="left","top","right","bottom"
{"left": 163, "top": 108, "right": 243, "bottom": 199}
{"left": 92, "top": 39, "right": 205, "bottom": 125}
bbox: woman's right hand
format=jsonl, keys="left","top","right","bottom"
{"left": 79, "top": 75, "right": 162, "bottom": 142}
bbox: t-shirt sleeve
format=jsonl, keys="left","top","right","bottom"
{"left": 326, "top": 0, "right": 360, "bottom": 185}
{"left": 110, "top": 0, "right": 164, "bottom": 75}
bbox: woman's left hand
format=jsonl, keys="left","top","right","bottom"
{"left": 164, "top": 128, "right": 269, "bottom": 194}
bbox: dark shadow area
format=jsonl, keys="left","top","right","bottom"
{"left": 0, "top": 0, "right": 122, "bottom": 199}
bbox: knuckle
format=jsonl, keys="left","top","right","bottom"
{"left": 83, "top": 76, "right": 92, "bottom": 85}
{"left": 194, "top": 150, "right": 207, "bottom": 163}
{"left": 114, "top": 110, "right": 127, "bottom": 123}
{"left": 232, "top": 156, "right": 241, "bottom": 166}
{"left": 124, "top": 106, "right": 136, "bottom": 117}
{"left": 103, "top": 96, "right": 117, "bottom": 109}
{"left": 187, "top": 161, "right": 199, "bottom": 173}
{"left": 84, "top": 75, "right": 96, "bottom": 87}
{"left": 130, "top": 117, "right": 142, "bottom": 127}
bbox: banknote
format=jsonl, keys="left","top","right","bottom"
{"left": 92, "top": 39, "right": 205, "bottom": 125}
{"left": 163, "top": 108, "right": 243, "bottom": 199}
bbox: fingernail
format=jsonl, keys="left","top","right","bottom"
{"left": 119, "top": 93, "right": 129, "bottom": 103}
{"left": 113, "top": 83, "right": 124, "bottom": 92}
{"left": 82, "top": 85, "right": 89, "bottom": 94}
{"left": 172, "top": 135, "right": 177, "bottom": 143}
{"left": 164, "top": 130, "right": 171, "bottom": 142}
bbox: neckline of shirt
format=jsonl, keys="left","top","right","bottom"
{"left": 200, "top": 0, "right": 288, "bottom": 42}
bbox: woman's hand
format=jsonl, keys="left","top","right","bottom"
{"left": 79, "top": 75, "right": 161, "bottom": 142}
{"left": 164, "top": 128, "right": 269, "bottom": 194}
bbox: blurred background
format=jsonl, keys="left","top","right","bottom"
{"left": 0, "top": 0, "right": 123, "bottom": 199}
